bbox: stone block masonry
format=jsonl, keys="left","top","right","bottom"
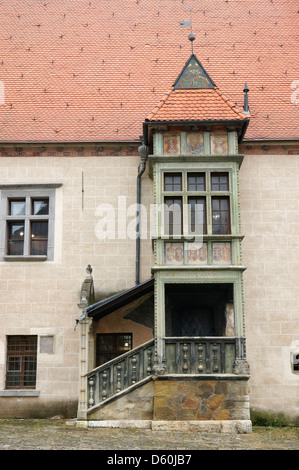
{"left": 85, "top": 375, "right": 251, "bottom": 432}
{"left": 153, "top": 376, "right": 250, "bottom": 422}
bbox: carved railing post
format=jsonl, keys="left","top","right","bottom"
{"left": 198, "top": 343, "right": 204, "bottom": 373}
{"left": 102, "top": 370, "right": 108, "bottom": 401}
{"left": 131, "top": 356, "right": 137, "bottom": 384}
{"left": 116, "top": 364, "right": 122, "bottom": 392}
{"left": 183, "top": 343, "right": 188, "bottom": 373}
{"left": 147, "top": 348, "right": 152, "bottom": 375}
{"left": 88, "top": 377, "right": 95, "bottom": 407}
{"left": 212, "top": 343, "right": 219, "bottom": 373}
{"left": 233, "top": 337, "right": 250, "bottom": 375}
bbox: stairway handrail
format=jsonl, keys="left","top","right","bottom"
{"left": 85, "top": 338, "right": 155, "bottom": 378}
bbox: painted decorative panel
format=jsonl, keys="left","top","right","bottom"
{"left": 174, "top": 56, "right": 214, "bottom": 89}
{"left": 186, "top": 132, "right": 204, "bottom": 156}
{"left": 212, "top": 242, "right": 231, "bottom": 265}
{"left": 210, "top": 134, "right": 228, "bottom": 154}
{"left": 165, "top": 243, "right": 184, "bottom": 265}
{"left": 187, "top": 242, "right": 208, "bottom": 265}
{"left": 163, "top": 133, "right": 180, "bottom": 155}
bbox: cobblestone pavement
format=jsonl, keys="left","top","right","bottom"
{"left": 0, "top": 419, "right": 298, "bottom": 451}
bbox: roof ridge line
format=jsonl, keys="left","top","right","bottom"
{"left": 146, "top": 87, "right": 174, "bottom": 121}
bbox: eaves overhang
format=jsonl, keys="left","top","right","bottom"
{"left": 84, "top": 278, "right": 154, "bottom": 321}
{"left": 144, "top": 118, "right": 250, "bottom": 144}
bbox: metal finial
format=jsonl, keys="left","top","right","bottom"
{"left": 188, "top": 32, "right": 196, "bottom": 54}
{"left": 243, "top": 83, "right": 250, "bottom": 114}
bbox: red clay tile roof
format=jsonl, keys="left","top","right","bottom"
{"left": 146, "top": 86, "right": 247, "bottom": 122}
{"left": 0, "top": 0, "right": 298, "bottom": 142}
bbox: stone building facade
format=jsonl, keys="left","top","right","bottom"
{"left": 0, "top": 1, "right": 298, "bottom": 427}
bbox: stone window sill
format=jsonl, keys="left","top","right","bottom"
{"left": 3, "top": 256, "right": 47, "bottom": 262}
{"left": 0, "top": 390, "right": 40, "bottom": 397}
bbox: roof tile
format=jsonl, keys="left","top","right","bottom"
{"left": 146, "top": 87, "right": 247, "bottom": 122}
{"left": 0, "top": 0, "right": 297, "bottom": 142}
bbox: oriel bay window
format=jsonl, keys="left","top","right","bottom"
{"left": 163, "top": 171, "right": 231, "bottom": 237}
{"left": 0, "top": 186, "right": 57, "bottom": 260}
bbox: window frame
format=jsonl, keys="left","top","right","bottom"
{"left": 0, "top": 185, "right": 59, "bottom": 261}
{"left": 164, "top": 196, "right": 183, "bottom": 236}
{"left": 164, "top": 173, "right": 182, "bottom": 192}
{"left": 188, "top": 196, "right": 207, "bottom": 235}
{"left": 211, "top": 172, "right": 229, "bottom": 191}
{"left": 5, "top": 335, "right": 38, "bottom": 390}
{"left": 162, "top": 170, "right": 231, "bottom": 237}
{"left": 187, "top": 172, "right": 206, "bottom": 192}
{"left": 211, "top": 196, "right": 231, "bottom": 234}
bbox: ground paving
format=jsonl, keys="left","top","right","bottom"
{"left": 0, "top": 419, "right": 298, "bottom": 451}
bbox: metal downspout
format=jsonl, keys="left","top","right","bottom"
{"left": 136, "top": 127, "right": 149, "bottom": 285}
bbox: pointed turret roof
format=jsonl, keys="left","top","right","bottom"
{"left": 146, "top": 54, "right": 248, "bottom": 124}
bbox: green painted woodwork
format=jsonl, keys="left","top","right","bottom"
{"left": 150, "top": 127, "right": 247, "bottom": 373}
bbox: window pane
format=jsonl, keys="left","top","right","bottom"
{"left": 187, "top": 173, "right": 205, "bottom": 191}
{"left": 9, "top": 200, "right": 26, "bottom": 216}
{"left": 212, "top": 199, "right": 219, "bottom": 211}
{"left": 211, "top": 173, "right": 229, "bottom": 191}
{"left": 7, "top": 356, "right": 21, "bottom": 372}
{"left": 96, "top": 334, "right": 132, "bottom": 366}
{"left": 31, "top": 221, "right": 48, "bottom": 255}
{"left": 222, "top": 212, "right": 229, "bottom": 224}
{"left": 188, "top": 198, "right": 206, "bottom": 234}
{"left": 164, "top": 197, "right": 182, "bottom": 236}
{"left": 6, "top": 353, "right": 22, "bottom": 387}
{"left": 117, "top": 335, "right": 132, "bottom": 351}
{"left": 97, "top": 335, "right": 114, "bottom": 351}
{"left": 7, "top": 222, "right": 25, "bottom": 255}
{"left": 212, "top": 197, "right": 230, "bottom": 234}
{"left": 220, "top": 198, "right": 228, "bottom": 210}
{"left": 164, "top": 174, "right": 182, "bottom": 191}
{"left": 32, "top": 199, "right": 49, "bottom": 215}
{"left": 23, "top": 356, "right": 37, "bottom": 387}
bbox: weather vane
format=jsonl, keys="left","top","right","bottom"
{"left": 179, "top": 7, "right": 195, "bottom": 54}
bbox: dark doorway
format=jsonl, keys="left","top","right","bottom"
{"left": 96, "top": 333, "right": 132, "bottom": 367}
{"left": 165, "top": 283, "right": 234, "bottom": 337}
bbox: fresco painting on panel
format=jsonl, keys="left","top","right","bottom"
{"left": 212, "top": 242, "right": 231, "bottom": 264}
{"left": 187, "top": 132, "right": 204, "bottom": 155}
{"left": 165, "top": 243, "right": 184, "bottom": 265}
{"left": 188, "top": 242, "right": 208, "bottom": 265}
{"left": 164, "top": 133, "right": 180, "bottom": 155}
{"left": 210, "top": 134, "right": 228, "bottom": 154}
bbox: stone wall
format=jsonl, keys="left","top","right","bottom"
{"left": 87, "top": 376, "right": 250, "bottom": 424}
{"left": 153, "top": 377, "right": 250, "bottom": 421}
{"left": 239, "top": 150, "right": 299, "bottom": 420}
{"left": 87, "top": 380, "right": 155, "bottom": 421}
{"left": 0, "top": 144, "right": 298, "bottom": 420}
{"left": 0, "top": 146, "right": 154, "bottom": 418}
